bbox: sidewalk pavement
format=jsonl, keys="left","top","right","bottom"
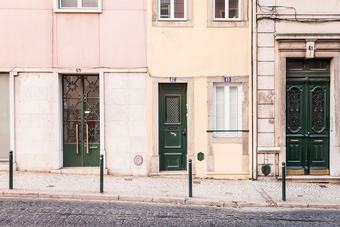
{"left": 0, "top": 171, "right": 340, "bottom": 209}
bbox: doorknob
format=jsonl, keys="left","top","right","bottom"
{"left": 182, "top": 128, "right": 187, "bottom": 136}
{"left": 86, "top": 123, "right": 89, "bottom": 154}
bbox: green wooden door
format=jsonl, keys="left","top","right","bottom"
{"left": 159, "top": 84, "right": 187, "bottom": 171}
{"left": 63, "top": 75, "right": 100, "bottom": 167}
{"left": 286, "top": 73, "right": 330, "bottom": 175}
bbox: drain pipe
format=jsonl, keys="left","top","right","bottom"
{"left": 251, "top": 0, "right": 258, "bottom": 180}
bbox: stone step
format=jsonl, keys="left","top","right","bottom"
{"left": 50, "top": 167, "right": 108, "bottom": 175}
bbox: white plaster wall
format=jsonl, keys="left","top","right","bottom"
{"left": 0, "top": 74, "right": 10, "bottom": 160}
{"left": 105, "top": 73, "right": 148, "bottom": 176}
{"left": 15, "top": 73, "right": 60, "bottom": 171}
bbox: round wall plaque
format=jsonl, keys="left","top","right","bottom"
{"left": 134, "top": 155, "right": 143, "bottom": 166}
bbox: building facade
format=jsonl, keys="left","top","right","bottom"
{"left": 147, "top": 0, "right": 252, "bottom": 178}
{"left": 0, "top": 0, "right": 148, "bottom": 175}
{"left": 254, "top": 0, "right": 340, "bottom": 178}
{"left": 0, "top": 0, "right": 252, "bottom": 178}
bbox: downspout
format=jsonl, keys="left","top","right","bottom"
{"left": 9, "top": 71, "right": 16, "bottom": 165}
{"left": 251, "top": 0, "right": 258, "bottom": 180}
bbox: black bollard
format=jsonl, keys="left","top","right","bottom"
{"left": 9, "top": 151, "right": 13, "bottom": 190}
{"left": 100, "top": 154, "right": 104, "bottom": 193}
{"left": 282, "top": 162, "right": 286, "bottom": 201}
{"left": 188, "top": 159, "right": 192, "bottom": 198}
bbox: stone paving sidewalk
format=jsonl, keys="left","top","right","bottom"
{"left": 0, "top": 171, "right": 339, "bottom": 208}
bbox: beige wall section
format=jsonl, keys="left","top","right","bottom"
{"left": 0, "top": 74, "right": 10, "bottom": 160}
{"left": 147, "top": 0, "right": 251, "bottom": 178}
{"left": 15, "top": 73, "right": 60, "bottom": 171}
{"left": 147, "top": 0, "right": 249, "bottom": 77}
{"left": 193, "top": 77, "right": 208, "bottom": 177}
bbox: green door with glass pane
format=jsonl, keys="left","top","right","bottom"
{"left": 286, "top": 67, "right": 330, "bottom": 175}
{"left": 63, "top": 75, "right": 100, "bottom": 167}
{"left": 159, "top": 84, "right": 187, "bottom": 171}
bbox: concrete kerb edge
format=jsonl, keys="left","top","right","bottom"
{"left": 0, "top": 191, "right": 339, "bottom": 209}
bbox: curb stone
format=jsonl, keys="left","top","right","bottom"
{"left": 152, "top": 197, "right": 186, "bottom": 205}
{"left": 119, "top": 195, "right": 153, "bottom": 203}
{"left": 237, "top": 202, "right": 270, "bottom": 208}
{"left": 185, "top": 198, "right": 224, "bottom": 207}
{"left": 0, "top": 191, "right": 340, "bottom": 209}
{"left": 3, "top": 191, "right": 39, "bottom": 198}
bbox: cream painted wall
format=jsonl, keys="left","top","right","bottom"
{"left": 147, "top": 0, "right": 249, "bottom": 77}
{"left": 147, "top": 0, "right": 251, "bottom": 178}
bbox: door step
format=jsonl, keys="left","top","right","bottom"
{"left": 279, "top": 175, "right": 340, "bottom": 183}
{"left": 50, "top": 167, "right": 108, "bottom": 175}
{"left": 150, "top": 171, "right": 187, "bottom": 178}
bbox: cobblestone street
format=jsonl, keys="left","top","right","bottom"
{"left": 0, "top": 198, "right": 339, "bottom": 227}
{"left": 1, "top": 172, "right": 340, "bottom": 208}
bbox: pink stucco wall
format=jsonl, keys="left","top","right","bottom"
{"left": 0, "top": 0, "right": 146, "bottom": 68}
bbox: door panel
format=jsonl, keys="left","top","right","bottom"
{"left": 159, "top": 84, "right": 187, "bottom": 171}
{"left": 63, "top": 75, "right": 100, "bottom": 167}
{"left": 286, "top": 72, "right": 329, "bottom": 175}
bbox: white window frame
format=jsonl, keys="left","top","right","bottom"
{"left": 54, "top": 0, "right": 102, "bottom": 13}
{"left": 213, "top": 0, "right": 242, "bottom": 21}
{"left": 214, "top": 84, "right": 243, "bottom": 137}
{"left": 158, "top": 0, "right": 188, "bottom": 21}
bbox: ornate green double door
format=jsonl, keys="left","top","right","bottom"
{"left": 159, "top": 84, "right": 187, "bottom": 171}
{"left": 286, "top": 60, "right": 330, "bottom": 175}
{"left": 63, "top": 75, "right": 100, "bottom": 167}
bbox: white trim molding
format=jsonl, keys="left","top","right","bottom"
{"left": 157, "top": 0, "right": 188, "bottom": 21}
{"left": 54, "top": 0, "right": 102, "bottom": 13}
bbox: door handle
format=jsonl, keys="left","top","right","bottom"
{"left": 86, "top": 123, "right": 89, "bottom": 154}
{"left": 75, "top": 124, "right": 79, "bottom": 155}
{"left": 182, "top": 128, "right": 187, "bottom": 136}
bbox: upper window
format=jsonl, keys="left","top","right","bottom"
{"left": 158, "top": 0, "right": 187, "bottom": 20}
{"left": 214, "top": 0, "right": 241, "bottom": 20}
{"left": 56, "top": 0, "right": 102, "bottom": 12}
{"left": 215, "top": 84, "right": 242, "bottom": 136}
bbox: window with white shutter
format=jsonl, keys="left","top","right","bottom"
{"left": 215, "top": 84, "right": 242, "bottom": 136}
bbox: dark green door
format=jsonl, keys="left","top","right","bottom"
{"left": 286, "top": 70, "right": 330, "bottom": 175}
{"left": 159, "top": 84, "right": 187, "bottom": 171}
{"left": 63, "top": 75, "right": 100, "bottom": 167}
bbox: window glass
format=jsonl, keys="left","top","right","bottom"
{"left": 160, "top": 0, "right": 171, "bottom": 18}
{"left": 216, "top": 86, "right": 225, "bottom": 130}
{"left": 82, "top": 0, "right": 98, "bottom": 8}
{"left": 229, "top": 86, "right": 238, "bottom": 130}
{"left": 229, "top": 0, "right": 239, "bottom": 19}
{"left": 174, "top": 0, "right": 185, "bottom": 18}
{"left": 60, "top": 0, "right": 78, "bottom": 8}
{"left": 215, "top": 0, "right": 225, "bottom": 19}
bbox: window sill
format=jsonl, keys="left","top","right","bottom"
{"left": 213, "top": 133, "right": 243, "bottom": 138}
{"left": 213, "top": 18, "right": 242, "bottom": 22}
{"left": 153, "top": 19, "right": 193, "bottom": 27}
{"left": 208, "top": 20, "right": 248, "bottom": 28}
{"left": 54, "top": 8, "right": 102, "bottom": 13}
